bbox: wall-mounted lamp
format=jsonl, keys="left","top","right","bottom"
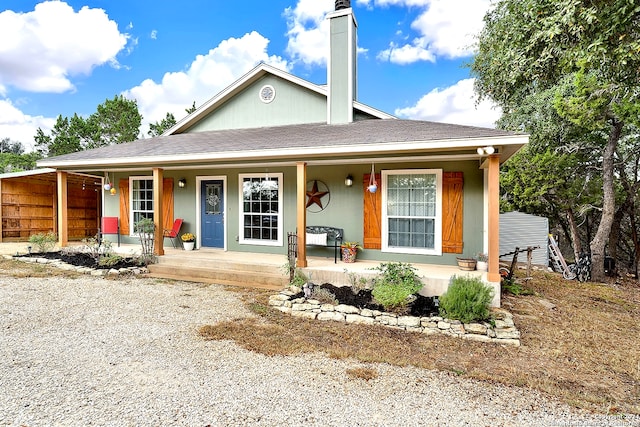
{"left": 345, "top": 174, "right": 353, "bottom": 187}
{"left": 178, "top": 178, "right": 186, "bottom": 188}
{"left": 109, "top": 187, "right": 117, "bottom": 196}
{"left": 476, "top": 146, "right": 495, "bottom": 155}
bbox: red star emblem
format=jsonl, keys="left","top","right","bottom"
{"left": 306, "top": 180, "right": 329, "bottom": 209}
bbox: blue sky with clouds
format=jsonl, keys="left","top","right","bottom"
{"left": 0, "top": 0, "right": 501, "bottom": 152}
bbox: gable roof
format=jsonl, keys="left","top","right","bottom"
{"left": 38, "top": 119, "right": 527, "bottom": 170}
{"left": 163, "top": 63, "right": 394, "bottom": 135}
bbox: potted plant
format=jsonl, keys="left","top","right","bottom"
{"left": 476, "top": 253, "right": 488, "bottom": 271}
{"left": 340, "top": 241, "right": 362, "bottom": 263}
{"left": 181, "top": 233, "right": 196, "bottom": 251}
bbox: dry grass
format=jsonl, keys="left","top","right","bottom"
{"left": 346, "top": 367, "right": 379, "bottom": 381}
{"left": 201, "top": 271, "right": 640, "bottom": 415}
{"left": 2, "top": 258, "right": 637, "bottom": 414}
{"left": 0, "top": 258, "right": 82, "bottom": 279}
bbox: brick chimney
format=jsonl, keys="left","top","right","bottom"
{"left": 327, "top": 1, "right": 357, "bottom": 124}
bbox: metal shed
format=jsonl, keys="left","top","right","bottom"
{"left": 0, "top": 169, "right": 101, "bottom": 241}
{"left": 499, "top": 211, "right": 549, "bottom": 267}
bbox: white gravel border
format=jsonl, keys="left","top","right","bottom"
{"left": 0, "top": 274, "right": 635, "bottom": 427}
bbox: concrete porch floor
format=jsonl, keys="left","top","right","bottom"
{"left": 1, "top": 241, "right": 490, "bottom": 300}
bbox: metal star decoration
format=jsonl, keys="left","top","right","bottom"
{"left": 306, "top": 180, "right": 329, "bottom": 209}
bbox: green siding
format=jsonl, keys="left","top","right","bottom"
{"left": 329, "top": 13, "right": 352, "bottom": 124}
{"left": 187, "top": 75, "right": 327, "bottom": 132}
{"left": 104, "top": 161, "right": 484, "bottom": 265}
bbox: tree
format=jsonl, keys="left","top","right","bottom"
{"left": 0, "top": 138, "right": 40, "bottom": 173}
{"left": 471, "top": 0, "right": 640, "bottom": 281}
{"left": 0, "top": 138, "right": 25, "bottom": 154}
{"left": 0, "top": 151, "right": 41, "bottom": 173}
{"left": 148, "top": 112, "right": 177, "bottom": 137}
{"left": 87, "top": 95, "right": 142, "bottom": 148}
{"left": 35, "top": 115, "right": 83, "bottom": 157}
{"left": 34, "top": 95, "right": 143, "bottom": 156}
{"left": 185, "top": 101, "right": 197, "bottom": 114}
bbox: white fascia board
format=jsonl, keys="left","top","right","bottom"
{"left": 38, "top": 134, "right": 528, "bottom": 169}
{"left": 163, "top": 63, "right": 327, "bottom": 136}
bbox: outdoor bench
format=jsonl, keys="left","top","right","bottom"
{"left": 305, "top": 226, "right": 344, "bottom": 263}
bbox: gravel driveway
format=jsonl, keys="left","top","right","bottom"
{"left": 0, "top": 274, "right": 629, "bottom": 426}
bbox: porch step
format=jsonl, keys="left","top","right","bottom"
{"left": 145, "top": 251, "right": 288, "bottom": 290}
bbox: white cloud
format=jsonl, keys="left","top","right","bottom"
{"left": 377, "top": 41, "right": 435, "bottom": 64}
{"left": 394, "top": 78, "right": 502, "bottom": 128}
{"left": 367, "top": 0, "right": 490, "bottom": 64}
{"left": 0, "top": 98, "right": 55, "bottom": 152}
{"left": 123, "top": 31, "right": 290, "bottom": 133}
{"left": 411, "top": 0, "right": 490, "bottom": 58}
{"left": 284, "top": 0, "right": 334, "bottom": 66}
{"left": 150, "top": 30, "right": 158, "bottom": 40}
{"left": 0, "top": 1, "right": 129, "bottom": 93}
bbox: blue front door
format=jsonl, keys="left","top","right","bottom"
{"left": 201, "top": 180, "right": 224, "bottom": 248}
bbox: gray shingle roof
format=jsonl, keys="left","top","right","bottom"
{"left": 38, "top": 119, "right": 525, "bottom": 168}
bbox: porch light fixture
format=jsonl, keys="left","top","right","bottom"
{"left": 178, "top": 178, "right": 186, "bottom": 188}
{"left": 109, "top": 187, "right": 117, "bottom": 196}
{"left": 103, "top": 173, "right": 112, "bottom": 191}
{"left": 367, "top": 163, "right": 378, "bottom": 193}
{"left": 476, "top": 146, "right": 495, "bottom": 155}
{"left": 345, "top": 174, "right": 353, "bottom": 187}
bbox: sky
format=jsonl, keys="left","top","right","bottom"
{"left": 0, "top": 0, "right": 501, "bottom": 152}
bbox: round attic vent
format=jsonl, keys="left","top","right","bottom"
{"left": 259, "top": 85, "right": 276, "bottom": 104}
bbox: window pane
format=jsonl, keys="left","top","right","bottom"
{"left": 386, "top": 173, "right": 437, "bottom": 250}
{"left": 241, "top": 176, "right": 280, "bottom": 242}
{"left": 131, "top": 179, "right": 154, "bottom": 233}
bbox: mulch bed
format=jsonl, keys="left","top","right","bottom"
{"left": 16, "top": 251, "right": 142, "bottom": 270}
{"left": 294, "top": 283, "right": 439, "bottom": 317}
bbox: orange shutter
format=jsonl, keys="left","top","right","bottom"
{"left": 442, "top": 172, "right": 464, "bottom": 253}
{"left": 119, "top": 179, "right": 130, "bottom": 235}
{"left": 363, "top": 173, "right": 382, "bottom": 249}
{"left": 162, "top": 178, "right": 174, "bottom": 231}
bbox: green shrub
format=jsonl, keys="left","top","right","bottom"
{"left": 28, "top": 232, "right": 57, "bottom": 253}
{"left": 345, "top": 269, "right": 370, "bottom": 294}
{"left": 289, "top": 268, "right": 308, "bottom": 288}
{"left": 98, "top": 254, "right": 123, "bottom": 267}
{"left": 439, "top": 275, "right": 494, "bottom": 323}
{"left": 501, "top": 279, "right": 534, "bottom": 296}
{"left": 371, "top": 262, "right": 423, "bottom": 313}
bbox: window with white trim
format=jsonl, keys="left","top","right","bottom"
{"left": 239, "top": 173, "right": 283, "bottom": 246}
{"left": 382, "top": 170, "right": 442, "bottom": 255}
{"left": 130, "top": 177, "right": 153, "bottom": 235}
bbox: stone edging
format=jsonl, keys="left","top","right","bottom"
{"left": 7, "top": 255, "right": 149, "bottom": 277}
{"left": 269, "top": 289, "right": 521, "bottom": 347}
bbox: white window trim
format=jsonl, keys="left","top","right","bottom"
{"left": 129, "top": 176, "right": 153, "bottom": 237}
{"left": 238, "top": 173, "right": 283, "bottom": 247}
{"left": 381, "top": 169, "right": 443, "bottom": 256}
